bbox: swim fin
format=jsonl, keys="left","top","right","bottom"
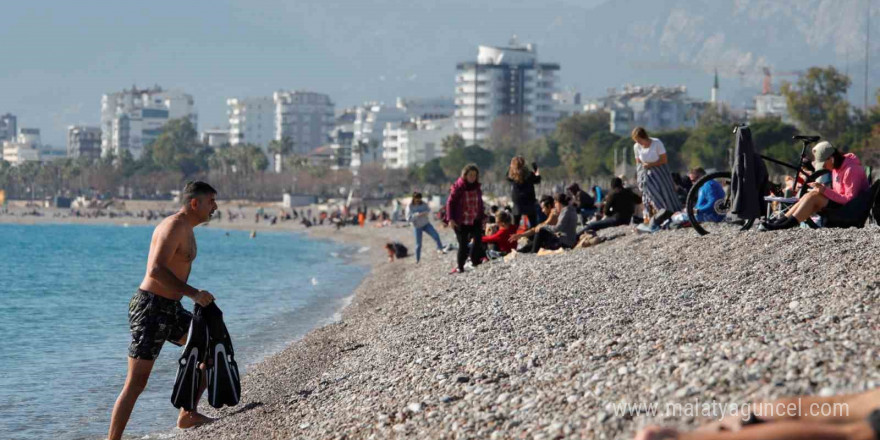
{"left": 170, "top": 306, "right": 209, "bottom": 411}
{"left": 202, "top": 302, "right": 241, "bottom": 409}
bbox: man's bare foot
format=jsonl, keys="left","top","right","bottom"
{"left": 177, "top": 411, "right": 215, "bottom": 429}
{"left": 634, "top": 425, "right": 679, "bottom": 440}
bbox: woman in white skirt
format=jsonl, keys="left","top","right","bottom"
{"left": 632, "top": 126, "right": 681, "bottom": 230}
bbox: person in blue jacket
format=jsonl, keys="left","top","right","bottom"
{"left": 669, "top": 168, "right": 725, "bottom": 227}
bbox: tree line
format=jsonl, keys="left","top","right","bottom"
{"left": 2, "top": 66, "right": 878, "bottom": 202}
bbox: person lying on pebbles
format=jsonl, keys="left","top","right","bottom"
{"left": 634, "top": 387, "right": 879, "bottom": 440}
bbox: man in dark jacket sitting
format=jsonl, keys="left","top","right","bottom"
{"left": 577, "top": 177, "right": 640, "bottom": 236}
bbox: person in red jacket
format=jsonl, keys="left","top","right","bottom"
{"left": 445, "top": 163, "right": 486, "bottom": 274}
{"left": 481, "top": 211, "right": 517, "bottom": 254}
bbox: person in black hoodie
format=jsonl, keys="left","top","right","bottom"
{"left": 567, "top": 183, "right": 597, "bottom": 224}
{"left": 577, "top": 177, "right": 640, "bottom": 236}
{"left": 508, "top": 156, "right": 541, "bottom": 229}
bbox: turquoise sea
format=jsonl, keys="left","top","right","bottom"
{"left": 0, "top": 223, "right": 368, "bottom": 440}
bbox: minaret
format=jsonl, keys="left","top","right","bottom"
{"left": 710, "top": 69, "right": 719, "bottom": 106}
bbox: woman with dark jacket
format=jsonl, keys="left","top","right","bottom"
{"left": 507, "top": 156, "right": 541, "bottom": 229}
{"left": 445, "top": 163, "right": 486, "bottom": 274}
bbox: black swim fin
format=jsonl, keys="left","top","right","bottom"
{"left": 202, "top": 303, "right": 241, "bottom": 408}
{"left": 170, "top": 305, "right": 209, "bottom": 411}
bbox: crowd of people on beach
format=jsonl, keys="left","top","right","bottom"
{"left": 379, "top": 126, "right": 876, "bottom": 277}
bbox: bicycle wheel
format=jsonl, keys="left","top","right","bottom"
{"left": 686, "top": 171, "right": 735, "bottom": 236}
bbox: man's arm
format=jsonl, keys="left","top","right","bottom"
{"left": 603, "top": 193, "right": 616, "bottom": 216}
{"left": 147, "top": 221, "right": 211, "bottom": 305}
{"left": 819, "top": 168, "right": 855, "bottom": 205}
{"left": 694, "top": 185, "right": 713, "bottom": 212}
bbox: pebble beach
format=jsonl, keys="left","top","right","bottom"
{"left": 168, "top": 223, "right": 879, "bottom": 439}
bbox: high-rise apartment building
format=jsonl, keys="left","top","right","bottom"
{"left": 0, "top": 113, "right": 17, "bottom": 143}
{"left": 382, "top": 117, "right": 455, "bottom": 169}
{"left": 101, "top": 86, "right": 196, "bottom": 159}
{"left": 273, "top": 91, "right": 334, "bottom": 156}
{"left": 395, "top": 97, "right": 455, "bottom": 121}
{"left": 455, "top": 42, "right": 559, "bottom": 145}
{"left": 67, "top": 126, "right": 102, "bottom": 159}
{"left": 2, "top": 128, "right": 42, "bottom": 165}
{"left": 227, "top": 97, "right": 274, "bottom": 149}
{"left": 350, "top": 103, "right": 409, "bottom": 168}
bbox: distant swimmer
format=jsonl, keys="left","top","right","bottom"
{"left": 250, "top": 230, "right": 257, "bottom": 238}
{"left": 108, "top": 181, "right": 218, "bottom": 440}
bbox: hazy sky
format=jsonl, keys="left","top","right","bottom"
{"left": 1, "top": 0, "right": 607, "bottom": 147}
{"left": 3, "top": 0, "right": 875, "bottom": 148}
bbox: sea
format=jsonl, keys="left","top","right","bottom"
{"left": 0, "top": 223, "right": 369, "bottom": 440}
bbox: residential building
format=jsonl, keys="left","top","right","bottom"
{"left": 455, "top": 41, "right": 560, "bottom": 145}
{"left": 227, "top": 97, "right": 274, "bottom": 149}
{"left": 396, "top": 97, "right": 455, "bottom": 120}
{"left": 382, "top": 117, "right": 456, "bottom": 169}
{"left": 273, "top": 90, "right": 335, "bottom": 156}
{"left": 350, "top": 103, "right": 409, "bottom": 168}
{"left": 0, "top": 113, "right": 16, "bottom": 143}
{"left": 553, "top": 89, "right": 585, "bottom": 120}
{"left": 67, "top": 126, "right": 102, "bottom": 159}
{"left": 40, "top": 148, "right": 67, "bottom": 163}
{"left": 306, "top": 145, "right": 335, "bottom": 168}
{"left": 201, "top": 128, "right": 231, "bottom": 148}
{"left": 2, "top": 128, "right": 42, "bottom": 165}
{"left": 3, "top": 142, "right": 40, "bottom": 164}
{"left": 590, "top": 85, "right": 702, "bottom": 136}
{"left": 329, "top": 109, "right": 356, "bottom": 170}
{"left": 751, "top": 94, "right": 792, "bottom": 124}
{"left": 101, "top": 85, "right": 196, "bottom": 159}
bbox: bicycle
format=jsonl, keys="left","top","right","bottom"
{"left": 685, "top": 127, "right": 827, "bottom": 236}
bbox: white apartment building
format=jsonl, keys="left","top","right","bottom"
{"left": 553, "top": 90, "right": 585, "bottom": 120}
{"left": 455, "top": 42, "right": 559, "bottom": 145}
{"left": 350, "top": 103, "right": 409, "bottom": 169}
{"left": 591, "top": 85, "right": 701, "bottom": 136}
{"left": 68, "top": 126, "right": 102, "bottom": 159}
{"left": 227, "top": 97, "right": 274, "bottom": 149}
{"left": 201, "top": 128, "right": 231, "bottom": 148}
{"left": 382, "top": 117, "right": 455, "bottom": 169}
{"left": 2, "top": 128, "right": 42, "bottom": 165}
{"left": 101, "top": 86, "right": 196, "bottom": 159}
{"left": 752, "top": 94, "right": 792, "bottom": 124}
{"left": 39, "top": 148, "right": 68, "bottom": 163}
{"left": 2, "top": 143, "right": 41, "bottom": 164}
{"left": 395, "top": 97, "right": 455, "bottom": 120}
{"left": 273, "top": 90, "right": 335, "bottom": 156}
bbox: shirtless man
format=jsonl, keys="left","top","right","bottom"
{"left": 108, "top": 181, "right": 218, "bottom": 440}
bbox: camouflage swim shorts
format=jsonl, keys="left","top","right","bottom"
{"left": 128, "top": 289, "right": 193, "bottom": 360}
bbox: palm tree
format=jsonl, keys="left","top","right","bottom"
{"left": 268, "top": 136, "right": 294, "bottom": 173}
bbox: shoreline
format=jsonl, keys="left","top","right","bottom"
{"left": 2, "top": 209, "right": 411, "bottom": 440}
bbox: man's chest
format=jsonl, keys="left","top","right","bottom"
{"left": 177, "top": 233, "right": 197, "bottom": 262}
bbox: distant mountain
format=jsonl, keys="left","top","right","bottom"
{"left": 544, "top": 0, "right": 878, "bottom": 106}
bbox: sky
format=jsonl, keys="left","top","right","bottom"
{"left": 1, "top": 0, "right": 875, "bottom": 148}
{"left": 0, "top": 0, "right": 607, "bottom": 147}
